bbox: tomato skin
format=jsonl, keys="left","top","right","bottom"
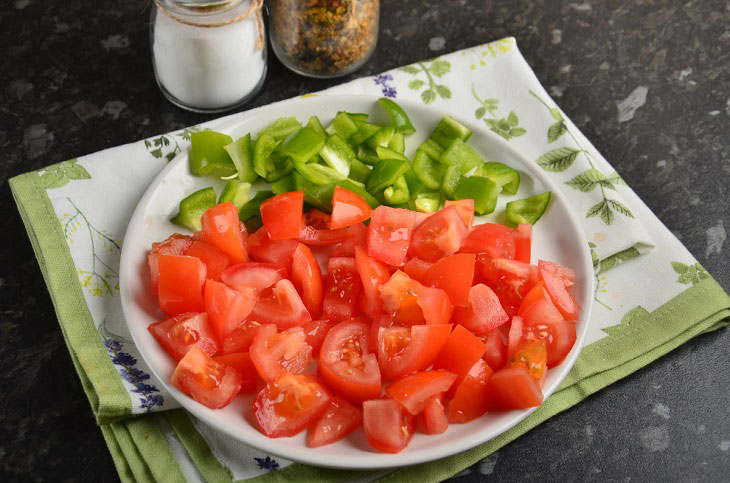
{"left": 369, "top": 315, "right": 394, "bottom": 353}
{"left": 423, "top": 253, "right": 476, "bottom": 307}
{"left": 253, "top": 371, "right": 332, "bottom": 438}
{"left": 354, "top": 246, "right": 391, "bottom": 318}
{"left": 538, "top": 260, "right": 579, "bottom": 321}
{"left": 204, "top": 279, "right": 257, "bottom": 339}
{"left": 482, "top": 327, "right": 508, "bottom": 371}
{"left": 452, "top": 284, "right": 509, "bottom": 336}
{"left": 302, "top": 319, "right": 338, "bottom": 357}
{"left": 362, "top": 399, "right": 414, "bottom": 453}
{"left": 158, "top": 255, "right": 207, "bottom": 316}
{"left": 418, "top": 395, "right": 448, "bottom": 434}
{"left": 148, "top": 312, "right": 220, "bottom": 361}
{"left": 318, "top": 320, "right": 381, "bottom": 403}
{"left": 170, "top": 346, "right": 243, "bottom": 409}
{"left": 432, "top": 324, "right": 487, "bottom": 382}
{"left": 330, "top": 186, "right": 371, "bottom": 229}
{"left": 308, "top": 396, "right": 363, "bottom": 447}
{"left": 185, "top": 241, "right": 232, "bottom": 281}
{"left": 249, "top": 279, "right": 312, "bottom": 330}
{"left": 513, "top": 223, "right": 532, "bottom": 263}
{"left": 298, "top": 225, "right": 350, "bottom": 246}
{"left": 448, "top": 359, "right": 495, "bottom": 423}
{"left": 386, "top": 370, "right": 457, "bottom": 415}
{"left": 507, "top": 316, "right": 524, "bottom": 360}
{"left": 492, "top": 258, "right": 539, "bottom": 316}
{"left": 260, "top": 191, "right": 304, "bottom": 240}
{"left": 201, "top": 202, "right": 248, "bottom": 264}
{"left": 148, "top": 234, "right": 193, "bottom": 294}
{"left": 290, "top": 243, "right": 324, "bottom": 320}
{"left": 379, "top": 270, "right": 452, "bottom": 326}
{"left": 248, "top": 227, "right": 298, "bottom": 269}
{"left": 367, "top": 206, "right": 418, "bottom": 266}
{"left": 331, "top": 222, "right": 368, "bottom": 257}
{"left": 524, "top": 316, "right": 576, "bottom": 368}
{"left": 488, "top": 366, "right": 543, "bottom": 409}
{"left": 403, "top": 257, "right": 433, "bottom": 284}
{"left": 460, "top": 223, "right": 516, "bottom": 259}
{"left": 221, "top": 262, "right": 287, "bottom": 297}
{"left": 323, "top": 258, "right": 362, "bottom": 322}
{"left": 377, "top": 324, "right": 452, "bottom": 380}
{"left": 212, "top": 352, "right": 258, "bottom": 392}
{"left": 220, "top": 320, "right": 261, "bottom": 354}
{"left": 408, "top": 206, "right": 468, "bottom": 263}
{"left": 249, "top": 325, "right": 312, "bottom": 382}
{"left": 444, "top": 199, "right": 475, "bottom": 228}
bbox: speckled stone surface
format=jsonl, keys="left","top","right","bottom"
{"left": 1, "top": 0, "right": 729, "bottom": 481}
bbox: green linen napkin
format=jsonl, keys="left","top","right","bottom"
{"left": 10, "top": 37, "right": 729, "bottom": 482}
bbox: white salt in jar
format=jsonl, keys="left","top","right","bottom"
{"left": 150, "top": 0, "right": 266, "bottom": 113}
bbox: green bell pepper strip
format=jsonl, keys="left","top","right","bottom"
{"left": 326, "top": 112, "right": 359, "bottom": 139}
{"left": 253, "top": 133, "right": 279, "bottom": 178}
{"left": 429, "top": 115, "right": 473, "bottom": 148}
{"left": 376, "top": 145, "right": 408, "bottom": 162}
{"left": 506, "top": 192, "right": 552, "bottom": 225}
{"left": 366, "top": 126, "right": 395, "bottom": 151}
{"left": 440, "top": 138, "right": 483, "bottom": 173}
{"left": 478, "top": 161, "right": 520, "bottom": 195}
{"left": 388, "top": 132, "right": 406, "bottom": 154}
{"left": 278, "top": 126, "right": 325, "bottom": 164}
{"left": 366, "top": 158, "right": 410, "bottom": 194}
{"left": 219, "top": 180, "right": 251, "bottom": 209}
{"left": 412, "top": 150, "right": 443, "bottom": 190}
{"left": 356, "top": 145, "right": 380, "bottom": 165}
{"left": 454, "top": 176, "right": 502, "bottom": 215}
{"left": 319, "top": 134, "right": 355, "bottom": 176}
{"left": 416, "top": 138, "right": 444, "bottom": 161}
{"left": 189, "top": 131, "right": 236, "bottom": 177}
{"left": 243, "top": 216, "right": 263, "bottom": 233}
{"left": 346, "top": 112, "right": 369, "bottom": 122}
{"left": 264, "top": 154, "right": 294, "bottom": 182}
{"left": 292, "top": 159, "right": 345, "bottom": 185}
{"left": 349, "top": 157, "right": 372, "bottom": 184}
{"left": 223, "top": 134, "right": 259, "bottom": 183}
{"left": 171, "top": 187, "right": 217, "bottom": 231}
{"left": 257, "top": 117, "right": 302, "bottom": 141}
{"left": 238, "top": 190, "right": 274, "bottom": 222}
{"left": 378, "top": 98, "right": 416, "bottom": 134}
{"left": 271, "top": 174, "right": 296, "bottom": 195}
{"left": 349, "top": 122, "right": 382, "bottom": 146}
{"left": 403, "top": 169, "right": 426, "bottom": 195}
{"left": 440, "top": 165, "right": 464, "bottom": 200}
{"left": 294, "top": 172, "right": 335, "bottom": 212}
{"left": 384, "top": 175, "right": 410, "bottom": 205}
{"left": 306, "top": 116, "right": 327, "bottom": 138}
{"left": 413, "top": 192, "right": 441, "bottom": 213}
{"left": 336, "top": 179, "right": 380, "bottom": 209}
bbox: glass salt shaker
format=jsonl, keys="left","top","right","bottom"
{"left": 268, "top": 0, "right": 380, "bottom": 78}
{"left": 150, "top": 0, "right": 267, "bottom": 113}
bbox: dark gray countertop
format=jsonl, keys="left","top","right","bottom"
{"left": 2, "top": 0, "right": 729, "bottom": 481}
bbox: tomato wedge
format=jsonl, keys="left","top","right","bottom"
{"left": 408, "top": 205, "right": 468, "bottom": 263}
{"left": 386, "top": 370, "right": 457, "bottom": 415}
{"left": 249, "top": 324, "right": 312, "bottom": 382}
{"left": 354, "top": 246, "right": 391, "bottom": 318}
{"left": 249, "top": 279, "right": 312, "bottom": 330}
{"left": 538, "top": 260, "right": 579, "bottom": 321}
{"left": 158, "top": 254, "right": 207, "bottom": 316}
{"left": 492, "top": 258, "right": 539, "bottom": 316}
{"left": 363, "top": 399, "right": 414, "bottom": 453}
{"left": 452, "top": 284, "right": 509, "bottom": 336}
{"left": 308, "top": 396, "right": 363, "bottom": 447}
{"left": 508, "top": 338, "right": 548, "bottom": 384}
{"left": 448, "top": 359, "right": 495, "bottom": 423}
{"left": 170, "top": 346, "right": 243, "bottom": 409}
{"left": 423, "top": 253, "right": 476, "bottom": 307}
{"left": 403, "top": 257, "right": 433, "bottom": 284}
{"left": 379, "top": 270, "right": 452, "bottom": 326}
{"left": 444, "top": 199, "right": 475, "bottom": 228}
{"left": 330, "top": 186, "right": 371, "bottom": 229}
{"left": 331, "top": 222, "right": 367, "bottom": 257}
{"left": 291, "top": 243, "right": 324, "bottom": 320}
{"left": 200, "top": 202, "right": 248, "bottom": 263}
{"left": 460, "top": 223, "right": 515, "bottom": 259}
{"left": 432, "top": 324, "right": 487, "bottom": 381}
{"left": 318, "top": 320, "right": 381, "bottom": 403}
{"left": 260, "top": 191, "right": 304, "bottom": 240}
{"left": 507, "top": 316, "right": 524, "bottom": 360}
{"left": 302, "top": 319, "right": 338, "bottom": 357}
{"left": 220, "top": 320, "right": 262, "bottom": 354}
{"left": 148, "top": 234, "right": 193, "bottom": 294}
{"left": 323, "top": 257, "right": 362, "bottom": 321}
{"left": 489, "top": 366, "right": 543, "bottom": 409}
{"left": 367, "top": 206, "right": 417, "bottom": 266}
{"left": 248, "top": 227, "right": 298, "bottom": 269}
{"left": 482, "top": 327, "right": 508, "bottom": 371}
{"left": 377, "top": 324, "right": 451, "bottom": 380}
{"left": 203, "top": 279, "right": 257, "bottom": 339}
{"left": 148, "top": 312, "right": 219, "bottom": 361}
{"left": 419, "top": 395, "right": 448, "bottom": 434}
{"left": 523, "top": 315, "right": 576, "bottom": 368}
{"left": 513, "top": 223, "right": 532, "bottom": 263}
{"left": 212, "top": 352, "right": 258, "bottom": 392}
{"left": 221, "top": 262, "right": 287, "bottom": 297}
{"left": 253, "top": 371, "right": 332, "bottom": 438}
{"left": 185, "top": 241, "right": 231, "bottom": 281}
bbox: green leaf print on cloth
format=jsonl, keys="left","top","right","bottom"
{"left": 671, "top": 261, "right": 710, "bottom": 285}
{"left": 602, "top": 305, "right": 650, "bottom": 337}
{"left": 472, "top": 84, "right": 527, "bottom": 140}
{"left": 144, "top": 126, "right": 202, "bottom": 161}
{"left": 400, "top": 59, "right": 452, "bottom": 104}
{"left": 460, "top": 37, "right": 515, "bottom": 70}
{"left": 38, "top": 159, "right": 91, "bottom": 189}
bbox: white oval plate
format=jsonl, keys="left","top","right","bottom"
{"left": 120, "top": 94, "right": 593, "bottom": 470}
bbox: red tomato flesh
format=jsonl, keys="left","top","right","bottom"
{"left": 489, "top": 366, "right": 543, "bottom": 409}
{"left": 460, "top": 223, "right": 515, "bottom": 259}
{"left": 291, "top": 243, "right": 324, "bottom": 320}
{"left": 513, "top": 223, "right": 532, "bottom": 263}
{"left": 330, "top": 186, "right": 371, "bottom": 229}
{"left": 452, "top": 284, "right": 509, "bottom": 336}
{"left": 221, "top": 262, "right": 287, "bottom": 297}
{"left": 408, "top": 205, "right": 468, "bottom": 263}
{"left": 362, "top": 399, "right": 414, "bottom": 453}
{"left": 331, "top": 222, "right": 367, "bottom": 258}
{"left": 367, "top": 206, "right": 417, "bottom": 266}
{"left": 449, "top": 359, "right": 495, "bottom": 423}
{"left": 148, "top": 312, "right": 219, "bottom": 361}
{"left": 508, "top": 338, "right": 548, "bottom": 384}
{"left": 204, "top": 279, "right": 256, "bottom": 339}
{"left": 158, "top": 254, "right": 207, "bottom": 316}
{"left": 419, "top": 395, "right": 448, "bottom": 434}
{"left": 379, "top": 270, "right": 452, "bottom": 326}
{"left": 323, "top": 257, "right": 362, "bottom": 321}
{"left": 538, "top": 260, "right": 579, "bottom": 321}
{"left": 170, "top": 345, "right": 243, "bottom": 409}
{"left": 308, "top": 396, "right": 363, "bottom": 447}
{"left": 200, "top": 202, "right": 248, "bottom": 264}
{"left": 432, "top": 324, "right": 487, "bottom": 382}
{"left": 423, "top": 253, "right": 476, "bottom": 307}
{"left": 260, "top": 191, "right": 304, "bottom": 240}
{"left": 249, "top": 324, "right": 312, "bottom": 382}
{"left": 249, "top": 279, "right": 312, "bottom": 330}
{"left": 220, "top": 320, "right": 261, "bottom": 355}
{"left": 354, "top": 246, "right": 391, "bottom": 318}
{"left": 403, "top": 257, "right": 433, "bottom": 284}
{"left": 248, "top": 227, "right": 298, "bottom": 269}
{"left": 482, "top": 327, "right": 508, "bottom": 371}
{"left": 212, "top": 352, "right": 258, "bottom": 392}
{"left": 148, "top": 234, "right": 193, "bottom": 294}
{"left": 386, "top": 370, "right": 457, "bottom": 415}
{"left": 377, "top": 324, "right": 452, "bottom": 380}
{"left": 185, "top": 241, "right": 231, "bottom": 281}
{"left": 302, "top": 319, "right": 338, "bottom": 357}
{"left": 491, "top": 258, "right": 539, "bottom": 316}
{"left": 445, "top": 199, "right": 475, "bottom": 228}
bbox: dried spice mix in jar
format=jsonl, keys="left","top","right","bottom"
{"left": 269, "top": 0, "right": 379, "bottom": 78}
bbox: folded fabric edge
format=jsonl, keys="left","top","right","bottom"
{"left": 9, "top": 172, "right": 132, "bottom": 423}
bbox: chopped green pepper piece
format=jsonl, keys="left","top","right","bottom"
{"left": 375, "top": 145, "right": 409, "bottom": 162}
{"left": 238, "top": 190, "right": 274, "bottom": 222}
{"left": 479, "top": 161, "right": 520, "bottom": 195}
{"left": 219, "top": 180, "right": 251, "bottom": 209}
{"left": 440, "top": 138, "right": 483, "bottom": 173}
{"left": 378, "top": 98, "right": 416, "bottom": 134}
{"left": 253, "top": 133, "right": 279, "bottom": 178}
{"left": 506, "top": 192, "right": 552, "bottom": 225}
{"left": 271, "top": 174, "right": 296, "bottom": 195}
{"left": 223, "top": 135, "right": 259, "bottom": 183}
{"left": 171, "top": 187, "right": 217, "bottom": 231}
{"left": 403, "top": 169, "right": 426, "bottom": 195}
{"left": 416, "top": 138, "right": 444, "bottom": 161}
{"left": 294, "top": 172, "right": 335, "bottom": 212}
{"left": 388, "top": 133, "right": 406, "bottom": 154}
{"left": 336, "top": 179, "right": 380, "bottom": 208}
{"left": 366, "top": 126, "right": 395, "bottom": 151}
{"left": 349, "top": 157, "right": 372, "bottom": 184}
{"left": 320, "top": 134, "right": 355, "bottom": 176}
{"left": 413, "top": 192, "right": 441, "bottom": 213}
{"left": 189, "top": 131, "right": 236, "bottom": 177}
{"left": 430, "top": 115, "right": 473, "bottom": 148}
{"left": 412, "top": 150, "right": 443, "bottom": 190}
{"left": 384, "top": 175, "right": 410, "bottom": 205}
{"left": 264, "top": 154, "right": 294, "bottom": 182}
{"left": 292, "top": 159, "right": 345, "bottom": 185}
{"left": 278, "top": 127, "right": 325, "bottom": 164}
{"left": 349, "top": 122, "right": 382, "bottom": 146}
{"left": 357, "top": 145, "right": 380, "bottom": 165}
{"left": 326, "top": 112, "right": 359, "bottom": 139}
{"left": 258, "top": 117, "right": 302, "bottom": 141}
{"left": 306, "top": 116, "right": 327, "bottom": 139}
{"left": 366, "top": 158, "right": 410, "bottom": 193}
{"left": 346, "top": 112, "right": 369, "bottom": 122}
{"left": 454, "top": 176, "right": 501, "bottom": 215}
{"left": 440, "top": 165, "right": 464, "bottom": 200}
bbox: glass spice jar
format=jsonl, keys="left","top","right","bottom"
{"left": 268, "top": 0, "right": 379, "bottom": 78}
{"left": 150, "top": 0, "right": 267, "bottom": 113}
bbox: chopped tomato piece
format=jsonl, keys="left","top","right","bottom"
{"left": 445, "top": 199, "right": 475, "bottom": 228}
{"left": 331, "top": 222, "right": 367, "bottom": 257}
{"left": 158, "top": 254, "right": 207, "bottom": 316}
{"left": 212, "top": 352, "right": 258, "bottom": 392}
{"left": 260, "top": 191, "right": 304, "bottom": 240}
{"left": 221, "top": 262, "right": 287, "bottom": 297}
{"left": 507, "top": 316, "right": 524, "bottom": 360}
{"left": 492, "top": 258, "right": 539, "bottom": 316}
{"left": 248, "top": 227, "right": 298, "bottom": 269}
{"left": 418, "top": 395, "right": 448, "bottom": 434}
{"left": 482, "top": 327, "right": 508, "bottom": 371}
{"left": 367, "top": 206, "right": 417, "bottom": 266}
{"left": 200, "top": 202, "right": 248, "bottom": 263}
{"left": 408, "top": 206, "right": 468, "bottom": 262}
{"left": 513, "top": 223, "right": 532, "bottom": 263}
{"left": 423, "top": 253, "right": 476, "bottom": 307}
{"left": 330, "top": 186, "right": 371, "bottom": 229}
{"left": 253, "top": 371, "right": 332, "bottom": 438}
{"left": 403, "top": 257, "right": 433, "bottom": 284}
{"left": 204, "top": 279, "right": 256, "bottom": 339}
{"left": 302, "top": 319, "right": 338, "bottom": 357}
{"left": 148, "top": 312, "right": 220, "bottom": 361}
{"left": 508, "top": 338, "right": 548, "bottom": 384}
{"left": 170, "top": 346, "right": 243, "bottom": 409}
{"left": 523, "top": 316, "right": 576, "bottom": 368}
{"left": 386, "top": 370, "right": 457, "bottom": 415}
{"left": 377, "top": 324, "right": 452, "bottom": 380}
{"left": 449, "top": 359, "right": 494, "bottom": 423}
{"left": 489, "top": 366, "right": 543, "bottom": 409}
{"left": 303, "top": 208, "right": 331, "bottom": 229}
{"left": 220, "top": 320, "right": 262, "bottom": 354}
{"left": 308, "top": 396, "right": 363, "bottom": 447}
{"left": 148, "top": 234, "right": 193, "bottom": 294}
{"left": 298, "top": 225, "right": 350, "bottom": 246}
{"left": 460, "top": 223, "right": 516, "bottom": 259}
{"left": 249, "top": 324, "right": 312, "bottom": 382}
{"left": 318, "top": 320, "right": 381, "bottom": 403}
{"left": 354, "top": 246, "right": 391, "bottom": 318}
{"left": 185, "top": 241, "right": 231, "bottom": 281}
{"left": 538, "top": 260, "right": 579, "bottom": 321}
{"left": 249, "top": 279, "right": 312, "bottom": 330}
{"left": 323, "top": 257, "right": 362, "bottom": 321}
{"left": 452, "top": 284, "right": 509, "bottom": 336}
{"left": 369, "top": 315, "right": 395, "bottom": 352}
{"left": 379, "top": 270, "right": 452, "bottom": 326}
{"left": 517, "top": 282, "right": 549, "bottom": 316}
{"left": 432, "top": 324, "right": 487, "bottom": 382}
{"left": 363, "top": 399, "right": 414, "bottom": 453}
{"left": 291, "top": 243, "right": 324, "bottom": 320}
